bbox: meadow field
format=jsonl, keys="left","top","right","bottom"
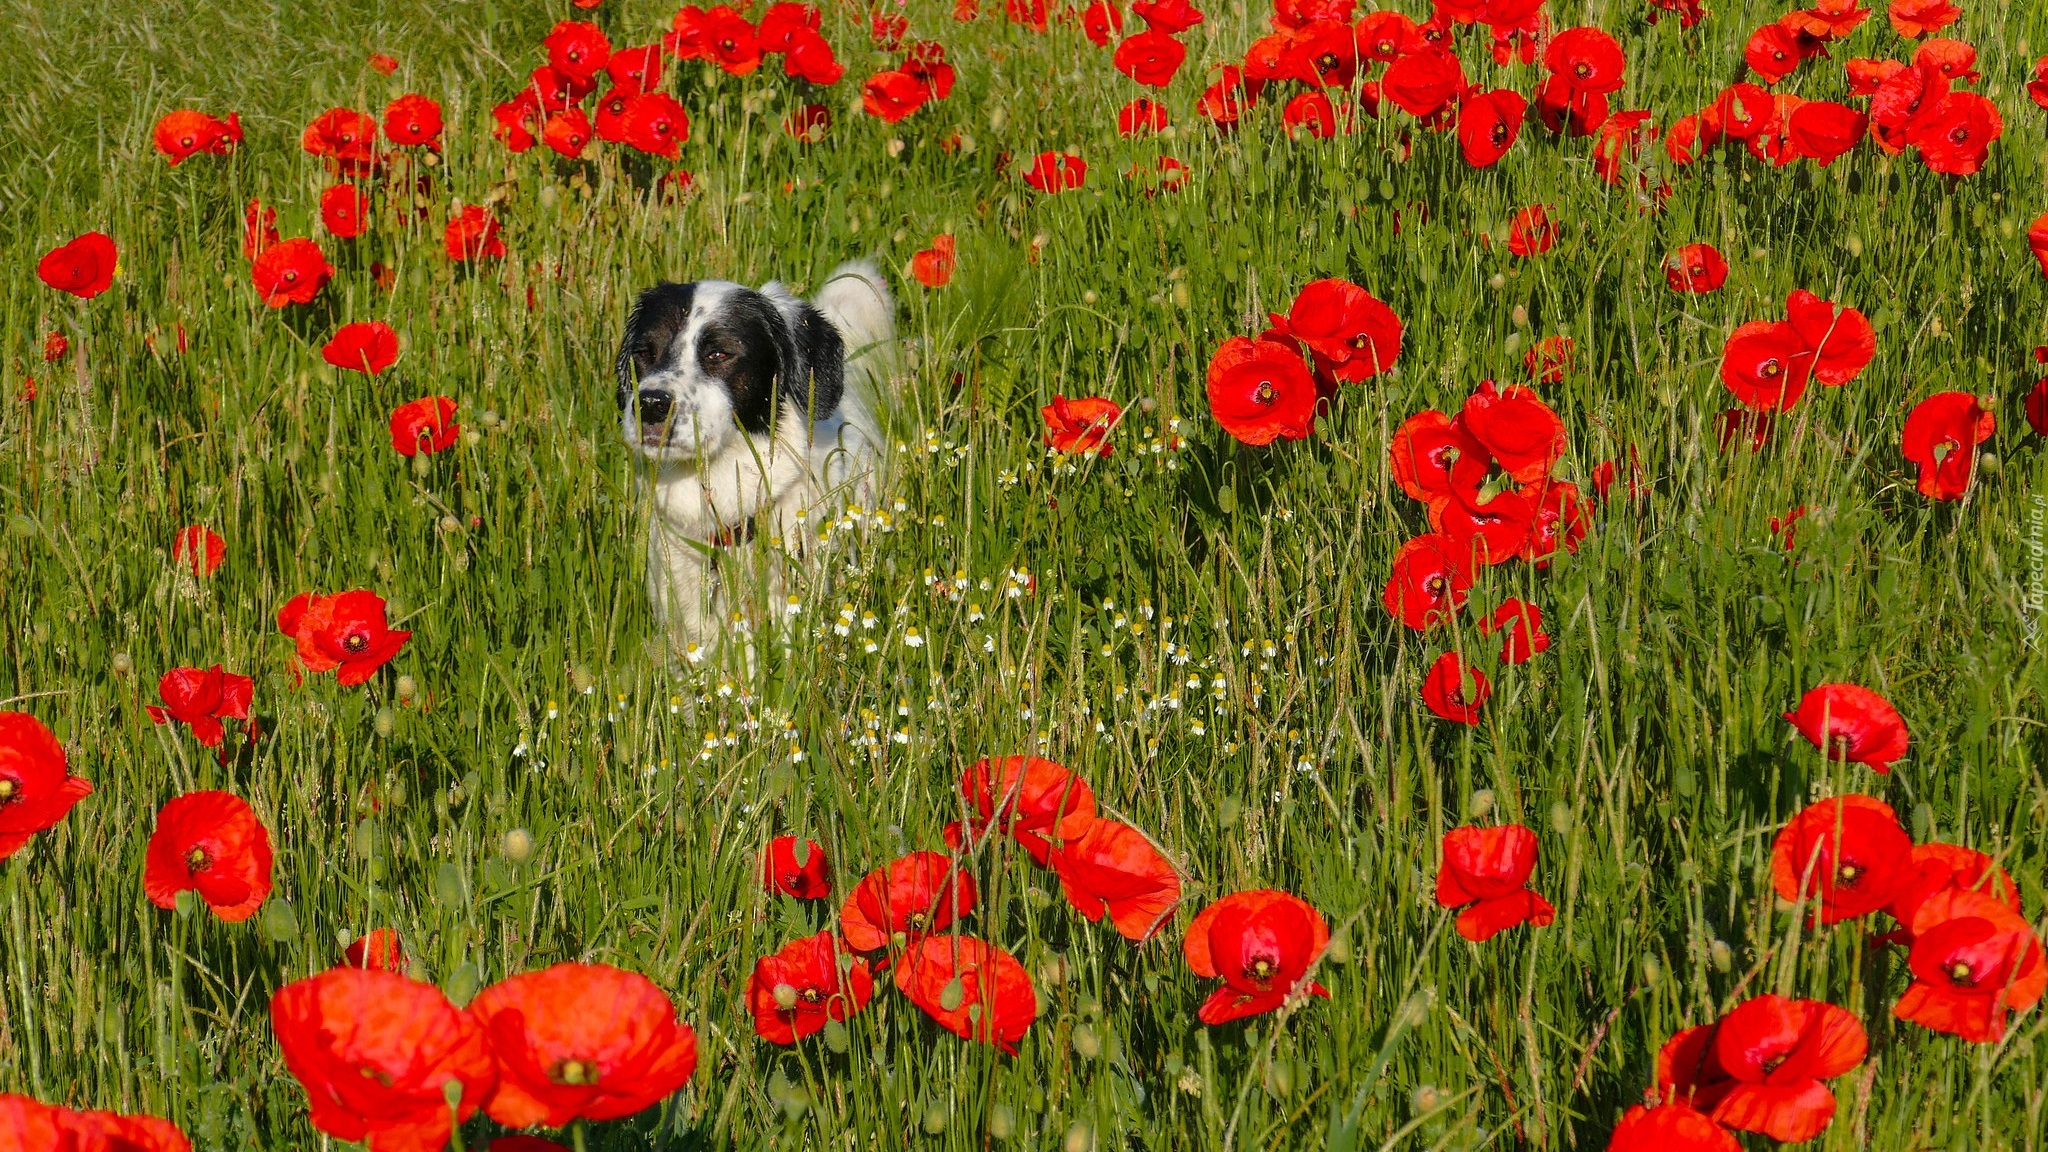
{"left": 3, "top": 0, "right": 2047, "bottom": 1147}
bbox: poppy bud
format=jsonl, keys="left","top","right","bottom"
{"left": 771, "top": 982, "right": 799, "bottom": 1010}
{"left": 1929, "top": 317, "right": 1944, "bottom": 337}
{"left": 1642, "top": 955, "right": 1664, "bottom": 985}
{"left": 1071, "top": 1023, "right": 1101, "bottom": 1059}
{"left": 572, "top": 665, "right": 597, "bottom": 693}
{"left": 1468, "top": 789, "right": 1494, "bottom": 818}
{"left": 939, "top": 976, "right": 966, "bottom": 1011}
{"left": 989, "top": 1104, "right": 1016, "bottom": 1139}
{"left": 174, "top": 888, "right": 199, "bottom": 917}
{"left": 503, "top": 828, "right": 535, "bottom": 862}
{"left": 922, "top": 1107, "right": 948, "bottom": 1134}
{"left": 1979, "top": 451, "right": 2000, "bottom": 477}
{"left": 113, "top": 652, "right": 134, "bottom": 675}
{"left": 822, "top": 1019, "right": 849, "bottom": 1053}
{"left": 1549, "top": 801, "right": 1574, "bottom": 833}
{"left": 1511, "top": 304, "right": 1529, "bottom": 327}
{"left": 1063, "top": 1120, "right": 1095, "bottom": 1152}
{"left": 442, "top": 1077, "right": 464, "bottom": 1109}
{"left": 1487, "top": 273, "right": 1506, "bottom": 290}
{"left": 1412, "top": 1084, "right": 1443, "bottom": 1112}
{"left": 1846, "top": 235, "right": 1864, "bottom": 256}
{"left": 374, "top": 707, "right": 396, "bottom": 736}
{"left": 396, "top": 675, "right": 417, "bottom": 701}
{"left": 1326, "top": 927, "right": 1352, "bottom": 964}
{"left": 1709, "top": 938, "right": 1733, "bottom": 972}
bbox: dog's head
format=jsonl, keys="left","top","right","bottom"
{"left": 615, "top": 280, "right": 846, "bottom": 465}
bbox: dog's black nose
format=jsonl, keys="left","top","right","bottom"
{"left": 637, "top": 389, "right": 673, "bottom": 424}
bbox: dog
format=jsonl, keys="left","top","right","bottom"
{"left": 615, "top": 261, "right": 895, "bottom": 655}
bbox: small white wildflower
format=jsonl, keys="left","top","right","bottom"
{"left": 904, "top": 627, "right": 925, "bottom": 648}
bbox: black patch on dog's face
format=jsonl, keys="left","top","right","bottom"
{"left": 616, "top": 281, "right": 696, "bottom": 410}
{"left": 698, "top": 290, "right": 792, "bottom": 435}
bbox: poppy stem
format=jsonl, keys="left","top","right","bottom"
{"left": 573, "top": 1122, "right": 590, "bottom": 1152}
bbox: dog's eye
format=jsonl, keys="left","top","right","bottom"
{"left": 702, "top": 348, "right": 730, "bottom": 365}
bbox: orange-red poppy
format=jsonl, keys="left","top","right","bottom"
{"left": 942, "top": 756, "right": 1097, "bottom": 866}
{"left": 1901, "top": 391, "right": 1995, "bottom": 500}
{"left": 172, "top": 525, "right": 226, "bottom": 578}
{"left": 146, "top": 666, "right": 253, "bottom": 749}
{"left": 301, "top": 108, "right": 382, "bottom": 176}
{"left": 1657, "top": 994, "right": 1867, "bottom": 1142}
{"left": 152, "top": 110, "right": 242, "bottom": 165}
{"left": 1184, "top": 888, "right": 1329, "bottom": 1024}
{"left": 383, "top": 94, "right": 444, "bottom": 149}
{"left": 0, "top": 712, "right": 93, "bottom": 862}
{"left": 1888, "top": 0, "right": 1960, "bottom": 37}
{"left": 1894, "top": 888, "right": 2046, "bottom": 1042}
{"left": 322, "top": 322, "right": 400, "bottom": 376}
{"left": 37, "top": 233, "right": 118, "bottom": 299}
{"left": 277, "top": 590, "right": 412, "bottom": 686}
{"left": 761, "top": 835, "right": 832, "bottom": 899}
{"left": 250, "top": 238, "right": 333, "bottom": 308}
{"left": 272, "top": 968, "right": 496, "bottom": 1152}
{"left": 1770, "top": 795, "right": 1912, "bottom": 924}
{"left": 1506, "top": 205, "right": 1555, "bottom": 256}
{"left": 1884, "top": 843, "right": 2022, "bottom": 945}
{"left": 840, "top": 850, "right": 978, "bottom": 952}
{"left": 1040, "top": 395, "right": 1122, "bottom": 457}
{"left": 1460, "top": 379, "right": 1563, "bottom": 482}
{"left": 1664, "top": 243, "right": 1728, "bottom": 292}
{"left": 143, "top": 791, "right": 273, "bottom": 922}
{"left": 1481, "top": 599, "right": 1550, "bottom": 664}
{"left": 467, "top": 963, "right": 698, "bottom": 1126}
{"left": 748, "top": 930, "right": 875, "bottom": 1044}
{"left": 895, "top": 934, "right": 1037, "bottom": 1053}
{"left": 909, "top": 235, "right": 957, "bottom": 288}
{"left": 1436, "top": 824, "right": 1553, "bottom": 938}
{"left": 545, "top": 20, "right": 613, "bottom": 83}
{"left": 1783, "top": 683, "right": 1909, "bottom": 772}
{"left": 1280, "top": 278, "right": 1402, "bottom": 384}
{"left": 1047, "top": 818, "right": 1181, "bottom": 941}
{"left": 445, "top": 206, "right": 506, "bottom": 261}
{"left": 57, "top": 1107, "right": 193, "bottom": 1152}
{"left": 1604, "top": 1105, "right": 1740, "bottom": 1151}
{"left": 1022, "top": 151, "right": 1087, "bottom": 192}
{"left": 341, "top": 928, "right": 408, "bottom": 974}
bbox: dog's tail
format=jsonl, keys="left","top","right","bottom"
{"left": 813, "top": 261, "right": 896, "bottom": 373}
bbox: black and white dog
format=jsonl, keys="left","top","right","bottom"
{"left": 615, "top": 261, "right": 894, "bottom": 654}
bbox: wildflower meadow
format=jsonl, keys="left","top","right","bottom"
{"left": 4, "top": 0, "right": 2048, "bottom": 1147}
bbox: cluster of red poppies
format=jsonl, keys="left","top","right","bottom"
{"left": 1379, "top": 372, "right": 1583, "bottom": 721}
{"left": 493, "top": 21, "right": 692, "bottom": 160}
{"left": 1204, "top": 276, "right": 1403, "bottom": 448}
{"left": 266, "top": 962, "right": 697, "bottom": 1151}
{"left": 859, "top": 33, "right": 960, "bottom": 124}
{"left": 0, "top": 1093, "right": 188, "bottom": 1152}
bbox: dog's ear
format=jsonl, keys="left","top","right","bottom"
{"left": 782, "top": 301, "right": 845, "bottom": 420}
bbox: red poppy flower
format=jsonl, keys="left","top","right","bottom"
{"left": 1783, "top": 290, "right": 1875, "bottom": 386}
{"left": 273, "top": 969, "right": 496, "bottom": 1152}
{"left": 238, "top": 200, "right": 276, "bottom": 257}
{"left": 172, "top": 525, "right": 225, "bottom": 578}
{"left": 1275, "top": 91, "right": 1336, "bottom": 138}
{"left": 1389, "top": 411, "right": 1489, "bottom": 505}
{"left": 1356, "top": 10, "right": 1423, "bottom": 60}
{"left": 1770, "top": 504, "right": 1809, "bottom": 550}
{"left": 1589, "top": 110, "right": 1656, "bottom": 184}
{"left": 1433, "top": 485, "right": 1533, "bottom": 566}
{"left": 1657, "top": 994, "right": 1867, "bottom": 1142}
{"left": 605, "top": 45, "right": 664, "bottom": 92}
{"left": 781, "top": 101, "right": 832, "bottom": 143}
{"left": 1502, "top": 205, "right": 1556, "bottom": 257}
{"left": 1147, "top": 155, "right": 1193, "bottom": 193}
{"left": 1113, "top": 30, "right": 1185, "bottom": 88}
{"left": 1843, "top": 56, "right": 1904, "bottom": 96}
{"left": 1283, "top": 278, "right": 1402, "bottom": 383}
{"left": 757, "top": 2, "right": 820, "bottom": 50}
{"left": 1771, "top": 795, "right": 1912, "bottom": 924}
{"left": 1183, "top": 889, "right": 1329, "bottom": 1024}
{"left": 277, "top": 590, "right": 412, "bottom": 685}
{"left": 528, "top": 67, "right": 597, "bottom": 112}
{"left": 1888, "top": 0, "right": 1960, "bottom": 36}
{"left": 1720, "top": 320, "right": 1812, "bottom": 412}
{"left": 1517, "top": 333, "right": 1575, "bottom": 385}
{"left": 1912, "top": 37, "right": 1978, "bottom": 82}
{"left": 1041, "top": 395, "right": 1122, "bottom": 456}
{"left": 301, "top": 108, "right": 382, "bottom": 176}
{"left": 895, "top": 935, "right": 1037, "bottom": 1053}
{"left": 1382, "top": 532, "right": 1472, "bottom": 629}
{"left": 1909, "top": 91, "right": 2001, "bottom": 176}
{"left": 1286, "top": 23, "right": 1361, "bottom": 89}
{"left": 619, "top": 93, "right": 689, "bottom": 160}
{"left": 250, "top": 238, "right": 333, "bottom": 308}
{"left": 1901, "top": 391, "right": 1995, "bottom": 500}
{"left": 1457, "top": 89, "right": 1525, "bottom": 167}
{"left": 152, "top": 110, "right": 242, "bottom": 164}
{"left": 1544, "top": 26, "right": 1625, "bottom": 93}
{"left": 1886, "top": 843, "right": 2022, "bottom": 943}
{"left": 0, "top": 712, "right": 94, "bottom": 862}
{"left": 1712, "top": 408, "right": 1772, "bottom": 453}
{"left": 861, "top": 70, "right": 930, "bottom": 122}
{"left": 1084, "top": 0, "right": 1124, "bottom": 44}
{"left": 1130, "top": 0, "right": 1204, "bottom": 32}
{"left": 1117, "top": 98, "right": 1168, "bottom": 137}
{"left": 40, "top": 332, "right": 67, "bottom": 364}
{"left": 146, "top": 666, "right": 253, "bottom": 749}
{"left": 1605, "top": 1105, "right": 1741, "bottom": 1152}
{"left": 1022, "top": 151, "right": 1087, "bottom": 192}
{"left": 468, "top": 963, "right": 698, "bottom": 1126}
{"left": 367, "top": 51, "right": 400, "bottom": 73}
{"left": 342, "top": 928, "right": 408, "bottom": 974}
{"left": 942, "top": 756, "right": 1096, "bottom": 865}
{"left": 1895, "top": 889, "right": 2047, "bottom": 1043}
{"left": 321, "top": 321, "right": 400, "bottom": 377}
{"left": 1482, "top": 599, "right": 1550, "bottom": 664}
{"left": 445, "top": 206, "right": 506, "bottom": 261}
{"left": 1421, "top": 652, "right": 1492, "bottom": 727}
{"left": 1745, "top": 23, "right": 1823, "bottom": 86}
{"left": 2032, "top": 211, "right": 2048, "bottom": 279}
{"left": 37, "top": 232, "right": 118, "bottom": 299}
{"left": 1782, "top": 0, "right": 1870, "bottom": 39}
{"left": 318, "top": 184, "right": 369, "bottom": 240}
{"left": 1046, "top": 818, "right": 1181, "bottom": 941}
{"left": 389, "top": 396, "right": 460, "bottom": 458}
{"left": 1780, "top": 100, "right": 1865, "bottom": 166}
{"left": 2031, "top": 55, "right": 2048, "bottom": 109}
{"left": 780, "top": 28, "right": 844, "bottom": 84}
{"left": 1782, "top": 684, "right": 1908, "bottom": 773}
{"left": 700, "top": 6, "right": 762, "bottom": 74}
{"left": 2028, "top": 378, "right": 2048, "bottom": 437}
{"left": 902, "top": 234, "right": 958, "bottom": 288}
{"left": 1382, "top": 49, "right": 1466, "bottom": 120}
{"left": 1460, "top": 380, "right": 1564, "bottom": 482}
{"left": 761, "top": 835, "right": 832, "bottom": 898}
{"left": 840, "top": 850, "right": 978, "bottom": 952}
{"left": 382, "top": 94, "right": 443, "bottom": 149}
{"left": 1435, "top": 824, "right": 1553, "bottom": 938}
{"left": 493, "top": 94, "right": 543, "bottom": 152}
{"left": 55, "top": 1108, "right": 193, "bottom": 1152}
{"left": 545, "top": 20, "right": 612, "bottom": 83}
{"left": 540, "top": 109, "right": 593, "bottom": 158}
{"left": 1533, "top": 74, "right": 1609, "bottom": 137}
{"left": 143, "top": 791, "right": 273, "bottom": 922}
{"left": 748, "top": 930, "right": 876, "bottom": 1044}
{"left": 903, "top": 41, "right": 959, "bottom": 98}
{"left": 1206, "top": 337, "right": 1318, "bottom": 445}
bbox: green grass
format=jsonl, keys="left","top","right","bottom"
{"left": 3, "top": 0, "right": 2047, "bottom": 1147}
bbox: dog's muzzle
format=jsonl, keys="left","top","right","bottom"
{"left": 636, "top": 389, "right": 674, "bottom": 445}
